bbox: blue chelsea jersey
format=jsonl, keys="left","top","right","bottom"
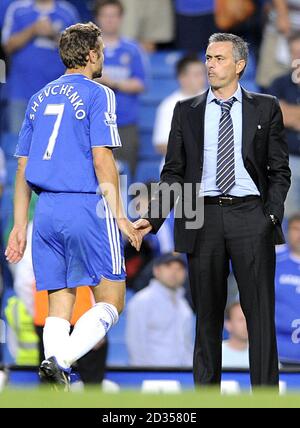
{"left": 15, "top": 74, "right": 122, "bottom": 193}
{"left": 275, "top": 252, "right": 300, "bottom": 364}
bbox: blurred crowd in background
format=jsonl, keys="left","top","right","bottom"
{"left": 0, "top": 0, "right": 300, "bottom": 386}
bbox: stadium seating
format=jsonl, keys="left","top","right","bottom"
{"left": 135, "top": 160, "right": 161, "bottom": 184}
{"left": 107, "top": 288, "right": 135, "bottom": 367}
{"left": 0, "top": 132, "right": 18, "bottom": 157}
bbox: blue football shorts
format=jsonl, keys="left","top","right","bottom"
{"left": 32, "top": 192, "right": 126, "bottom": 291}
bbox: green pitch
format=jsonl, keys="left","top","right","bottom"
{"left": 0, "top": 388, "right": 300, "bottom": 408}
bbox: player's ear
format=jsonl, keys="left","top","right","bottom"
{"left": 88, "top": 50, "right": 96, "bottom": 64}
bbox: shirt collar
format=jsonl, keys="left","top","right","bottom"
{"left": 207, "top": 84, "right": 242, "bottom": 105}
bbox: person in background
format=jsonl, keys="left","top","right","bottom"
{"left": 120, "top": 0, "right": 174, "bottom": 52}
{"left": 275, "top": 214, "right": 300, "bottom": 367}
{"left": 256, "top": 0, "right": 300, "bottom": 89}
{"left": 268, "top": 32, "right": 300, "bottom": 217}
{"left": 175, "top": 0, "right": 216, "bottom": 52}
{"left": 153, "top": 55, "right": 207, "bottom": 160}
{"left": 2, "top": 0, "right": 79, "bottom": 134}
{"left": 94, "top": 0, "right": 146, "bottom": 177}
{"left": 222, "top": 302, "right": 249, "bottom": 369}
{"left": 126, "top": 253, "right": 194, "bottom": 367}
{"left": 0, "top": 0, "right": 13, "bottom": 29}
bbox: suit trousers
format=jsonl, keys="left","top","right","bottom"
{"left": 187, "top": 197, "right": 279, "bottom": 387}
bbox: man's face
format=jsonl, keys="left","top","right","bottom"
{"left": 206, "top": 42, "right": 244, "bottom": 90}
{"left": 92, "top": 37, "right": 104, "bottom": 79}
{"left": 226, "top": 304, "right": 248, "bottom": 342}
{"left": 154, "top": 262, "right": 186, "bottom": 290}
{"left": 179, "top": 63, "right": 207, "bottom": 95}
{"left": 96, "top": 5, "right": 122, "bottom": 36}
{"left": 288, "top": 220, "right": 300, "bottom": 254}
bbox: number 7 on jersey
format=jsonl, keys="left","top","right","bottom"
{"left": 43, "top": 104, "right": 65, "bottom": 160}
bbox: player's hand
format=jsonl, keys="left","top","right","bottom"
{"left": 133, "top": 219, "right": 153, "bottom": 239}
{"left": 33, "top": 17, "right": 55, "bottom": 38}
{"left": 5, "top": 225, "right": 27, "bottom": 264}
{"left": 118, "top": 219, "right": 143, "bottom": 252}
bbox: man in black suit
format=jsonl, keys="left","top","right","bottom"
{"left": 134, "top": 33, "right": 291, "bottom": 388}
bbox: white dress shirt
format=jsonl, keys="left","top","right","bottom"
{"left": 203, "top": 84, "right": 260, "bottom": 197}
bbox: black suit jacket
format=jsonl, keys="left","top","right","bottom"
{"left": 145, "top": 88, "right": 291, "bottom": 253}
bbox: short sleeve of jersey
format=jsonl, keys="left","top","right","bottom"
{"left": 89, "top": 85, "right": 122, "bottom": 149}
{"left": 15, "top": 100, "right": 33, "bottom": 157}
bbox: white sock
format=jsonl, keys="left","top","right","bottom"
{"left": 62, "top": 303, "right": 119, "bottom": 368}
{"left": 43, "top": 317, "right": 71, "bottom": 370}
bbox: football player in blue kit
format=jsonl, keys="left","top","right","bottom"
{"left": 5, "top": 22, "right": 142, "bottom": 389}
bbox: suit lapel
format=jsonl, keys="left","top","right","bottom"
{"left": 242, "top": 89, "right": 261, "bottom": 161}
{"left": 188, "top": 90, "right": 208, "bottom": 156}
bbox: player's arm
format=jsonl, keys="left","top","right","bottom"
{"left": 5, "top": 157, "right": 32, "bottom": 264}
{"left": 93, "top": 147, "right": 141, "bottom": 251}
{"left": 90, "top": 87, "right": 142, "bottom": 251}
{"left": 6, "top": 100, "right": 33, "bottom": 264}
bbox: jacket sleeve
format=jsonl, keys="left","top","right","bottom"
{"left": 144, "top": 101, "right": 186, "bottom": 233}
{"left": 265, "top": 97, "right": 291, "bottom": 223}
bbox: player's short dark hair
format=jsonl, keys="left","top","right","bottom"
{"left": 94, "top": 0, "right": 124, "bottom": 16}
{"left": 59, "top": 22, "right": 102, "bottom": 69}
{"left": 288, "top": 213, "right": 300, "bottom": 228}
{"left": 176, "top": 55, "right": 204, "bottom": 78}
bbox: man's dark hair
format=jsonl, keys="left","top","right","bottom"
{"left": 176, "top": 55, "right": 204, "bottom": 78}
{"left": 59, "top": 22, "right": 102, "bottom": 69}
{"left": 208, "top": 33, "right": 249, "bottom": 78}
{"left": 288, "top": 213, "right": 300, "bottom": 229}
{"left": 94, "top": 0, "right": 124, "bottom": 16}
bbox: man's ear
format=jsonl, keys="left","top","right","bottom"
{"left": 88, "top": 50, "right": 97, "bottom": 65}
{"left": 236, "top": 60, "right": 246, "bottom": 76}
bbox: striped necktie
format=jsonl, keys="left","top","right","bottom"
{"left": 215, "top": 97, "right": 237, "bottom": 195}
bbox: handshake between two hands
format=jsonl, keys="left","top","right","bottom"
{"left": 118, "top": 218, "right": 153, "bottom": 252}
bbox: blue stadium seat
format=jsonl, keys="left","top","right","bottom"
{"left": 135, "top": 160, "right": 160, "bottom": 183}
{"left": 139, "top": 130, "right": 161, "bottom": 160}
{"left": 107, "top": 342, "right": 129, "bottom": 366}
{"left": 0, "top": 133, "right": 18, "bottom": 157}
{"left": 141, "top": 78, "right": 179, "bottom": 105}
{"left": 1, "top": 186, "right": 14, "bottom": 233}
{"left": 149, "top": 51, "right": 182, "bottom": 79}
{"left": 240, "top": 78, "right": 260, "bottom": 93}
{"left": 106, "top": 289, "right": 135, "bottom": 366}
{"left": 5, "top": 157, "right": 17, "bottom": 186}
{"left": 243, "top": 53, "right": 257, "bottom": 80}
{"left": 138, "top": 104, "right": 157, "bottom": 132}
